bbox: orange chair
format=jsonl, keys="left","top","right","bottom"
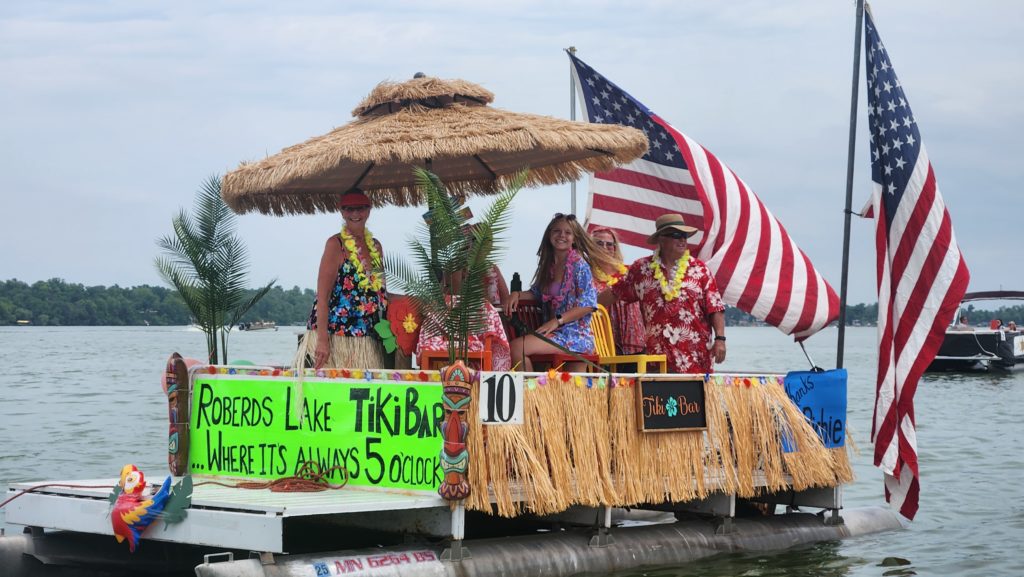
{"left": 592, "top": 304, "right": 667, "bottom": 373}
{"left": 418, "top": 336, "right": 495, "bottom": 371}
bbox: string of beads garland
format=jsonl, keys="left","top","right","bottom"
{"left": 339, "top": 226, "right": 383, "bottom": 292}
{"left": 593, "top": 263, "right": 628, "bottom": 287}
{"left": 650, "top": 249, "right": 691, "bottom": 301}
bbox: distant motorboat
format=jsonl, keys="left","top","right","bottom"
{"left": 238, "top": 320, "right": 278, "bottom": 331}
{"left": 16, "top": 320, "right": 30, "bottom": 326}
{"left": 928, "top": 291, "right": 1024, "bottom": 372}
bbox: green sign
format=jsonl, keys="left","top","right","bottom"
{"left": 189, "top": 375, "right": 444, "bottom": 491}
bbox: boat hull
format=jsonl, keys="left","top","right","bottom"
{"left": 928, "top": 329, "right": 1024, "bottom": 372}
{"left": 191, "top": 507, "right": 904, "bottom": 577}
{"left": 0, "top": 507, "right": 904, "bottom": 577}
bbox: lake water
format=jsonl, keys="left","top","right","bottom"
{"left": 1, "top": 326, "right": 1021, "bottom": 576}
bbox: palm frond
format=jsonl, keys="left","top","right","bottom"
{"left": 154, "top": 176, "right": 277, "bottom": 364}
{"left": 387, "top": 169, "right": 521, "bottom": 363}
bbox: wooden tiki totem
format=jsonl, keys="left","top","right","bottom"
{"left": 438, "top": 360, "right": 473, "bottom": 501}
{"left": 165, "top": 353, "right": 191, "bottom": 475}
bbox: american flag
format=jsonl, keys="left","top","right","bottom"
{"left": 863, "top": 9, "right": 969, "bottom": 521}
{"left": 569, "top": 53, "right": 839, "bottom": 339}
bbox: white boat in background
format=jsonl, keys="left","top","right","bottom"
{"left": 238, "top": 320, "right": 277, "bottom": 331}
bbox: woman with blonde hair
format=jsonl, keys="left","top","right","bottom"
{"left": 505, "top": 213, "right": 610, "bottom": 371}
{"left": 589, "top": 226, "right": 645, "bottom": 354}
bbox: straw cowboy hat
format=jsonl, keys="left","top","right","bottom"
{"left": 221, "top": 75, "right": 648, "bottom": 215}
{"left": 645, "top": 213, "right": 699, "bottom": 244}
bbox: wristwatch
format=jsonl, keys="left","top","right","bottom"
{"left": 714, "top": 335, "right": 726, "bottom": 342}
{"left": 556, "top": 314, "right": 564, "bottom": 326}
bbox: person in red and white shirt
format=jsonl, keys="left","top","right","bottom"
{"left": 601, "top": 213, "right": 726, "bottom": 374}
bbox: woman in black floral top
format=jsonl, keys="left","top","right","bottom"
{"left": 302, "top": 189, "right": 388, "bottom": 369}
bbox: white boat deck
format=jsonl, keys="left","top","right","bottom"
{"left": 5, "top": 473, "right": 841, "bottom": 554}
{"left": 4, "top": 478, "right": 447, "bottom": 553}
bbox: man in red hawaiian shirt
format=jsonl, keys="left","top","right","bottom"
{"left": 601, "top": 214, "right": 726, "bottom": 373}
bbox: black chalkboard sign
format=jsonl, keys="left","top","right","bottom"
{"left": 636, "top": 378, "right": 707, "bottom": 432}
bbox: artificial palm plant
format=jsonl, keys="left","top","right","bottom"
{"left": 387, "top": 169, "right": 522, "bottom": 365}
{"left": 155, "top": 176, "right": 276, "bottom": 364}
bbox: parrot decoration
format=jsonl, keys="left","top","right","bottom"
{"left": 108, "top": 464, "right": 192, "bottom": 552}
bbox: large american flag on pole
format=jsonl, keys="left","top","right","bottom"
{"left": 863, "top": 8, "right": 969, "bottom": 520}
{"left": 569, "top": 53, "right": 839, "bottom": 339}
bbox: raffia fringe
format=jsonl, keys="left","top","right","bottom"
{"left": 294, "top": 331, "right": 387, "bottom": 370}
{"left": 466, "top": 377, "right": 850, "bottom": 515}
{"left": 289, "top": 331, "right": 388, "bottom": 425}
{"left": 609, "top": 386, "right": 643, "bottom": 504}
{"left": 743, "top": 380, "right": 846, "bottom": 493}
{"left": 609, "top": 384, "right": 720, "bottom": 505}
{"left": 554, "top": 384, "right": 617, "bottom": 506}
{"left": 463, "top": 379, "right": 491, "bottom": 512}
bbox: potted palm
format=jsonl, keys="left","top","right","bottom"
{"left": 386, "top": 168, "right": 521, "bottom": 367}
{"left": 155, "top": 176, "right": 276, "bottom": 364}
{"left": 386, "top": 168, "right": 522, "bottom": 501}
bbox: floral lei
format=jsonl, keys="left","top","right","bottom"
{"left": 593, "top": 263, "right": 628, "bottom": 287}
{"left": 339, "top": 226, "right": 383, "bottom": 292}
{"left": 650, "top": 249, "right": 690, "bottom": 301}
{"left": 542, "top": 249, "right": 581, "bottom": 309}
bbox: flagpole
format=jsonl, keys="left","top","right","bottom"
{"left": 568, "top": 45, "right": 578, "bottom": 215}
{"left": 837, "top": 0, "right": 866, "bottom": 369}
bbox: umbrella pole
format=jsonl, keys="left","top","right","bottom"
{"left": 568, "top": 46, "right": 578, "bottom": 215}
{"left": 425, "top": 159, "right": 442, "bottom": 282}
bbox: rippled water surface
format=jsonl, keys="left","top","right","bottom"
{"left": 1, "top": 326, "right": 1022, "bottom": 576}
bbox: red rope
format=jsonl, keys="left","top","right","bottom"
{"left": 195, "top": 461, "right": 350, "bottom": 492}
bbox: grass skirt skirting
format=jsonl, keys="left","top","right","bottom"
{"left": 287, "top": 332, "right": 388, "bottom": 421}
{"left": 465, "top": 377, "right": 854, "bottom": 517}
{"left": 293, "top": 331, "right": 388, "bottom": 370}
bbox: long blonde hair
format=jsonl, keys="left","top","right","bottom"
{"left": 589, "top": 226, "right": 626, "bottom": 266}
{"left": 532, "top": 214, "right": 619, "bottom": 288}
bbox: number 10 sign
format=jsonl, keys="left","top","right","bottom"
{"left": 479, "top": 372, "right": 524, "bottom": 425}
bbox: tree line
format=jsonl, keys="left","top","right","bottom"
{"left": 961, "top": 303, "right": 1024, "bottom": 326}
{"left": 5, "top": 278, "right": 1018, "bottom": 328}
{"left": 0, "top": 278, "right": 314, "bottom": 326}
{"left": 723, "top": 302, "right": 880, "bottom": 327}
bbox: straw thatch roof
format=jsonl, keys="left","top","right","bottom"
{"left": 221, "top": 76, "right": 648, "bottom": 215}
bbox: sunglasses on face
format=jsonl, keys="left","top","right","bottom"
{"left": 341, "top": 205, "right": 371, "bottom": 213}
{"left": 594, "top": 240, "right": 616, "bottom": 248}
{"left": 660, "top": 230, "right": 689, "bottom": 240}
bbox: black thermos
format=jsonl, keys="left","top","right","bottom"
{"left": 510, "top": 272, "right": 522, "bottom": 294}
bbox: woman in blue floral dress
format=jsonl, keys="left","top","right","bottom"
{"left": 300, "top": 189, "right": 388, "bottom": 369}
{"left": 505, "top": 213, "right": 612, "bottom": 372}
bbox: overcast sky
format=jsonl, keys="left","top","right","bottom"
{"left": 2, "top": 1, "right": 1021, "bottom": 310}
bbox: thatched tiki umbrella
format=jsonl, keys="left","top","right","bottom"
{"left": 221, "top": 74, "right": 648, "bottom": 214}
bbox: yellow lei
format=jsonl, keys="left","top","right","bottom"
{"left": 339, "top": 226, "right": 383, "bottom": 292}
{"left": 650, "top": 249, "right": 690, "bottom": 301}
{"left": 593, "top": 263, "right": 628, "bottom": 287}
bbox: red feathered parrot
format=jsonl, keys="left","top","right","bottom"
{"left": 110, "top": 464, "right": 171, "bottom": 552}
